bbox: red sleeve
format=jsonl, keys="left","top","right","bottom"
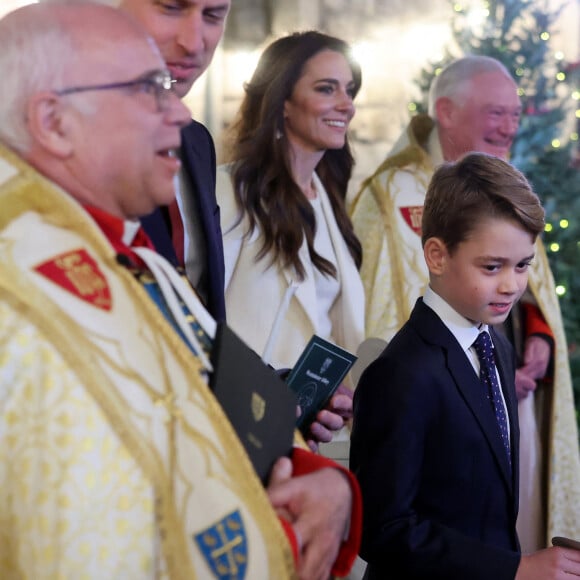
{"left": 522, "top": 302, "right": 553, "bottom": 339}
{"left": 290, "top": 447, "right": 363, "bottom": 577}
{"left": 278, "top": 516, "right": 300, "bottom": 563}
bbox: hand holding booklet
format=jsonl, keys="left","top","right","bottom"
{"left": 285, "top": 335, "right": 357, "bottom": 433}
{"left": 209, "top": 326, "right": 356, "bottom": 481}
{"left": 210, "top": 323, "right": 297, "bottom": 485}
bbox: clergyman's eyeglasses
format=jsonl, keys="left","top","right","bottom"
{"left": 54, "top": 69, "right": 176, "bottom": 112}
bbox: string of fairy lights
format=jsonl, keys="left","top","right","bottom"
{"left": 405, "top": 0, "right": 580, "bottom": 298}
{"left": 2, "top": 3, "right": 579, "bottom": 295}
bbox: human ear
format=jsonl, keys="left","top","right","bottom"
{"left": 434, "top": 97, "right": 456, "bottom": 129}
{"left": 26, "top": 92, "right": 73, "bottom": 158}
{"left": 423, "top": 237, "right": 448, "bottom": 275}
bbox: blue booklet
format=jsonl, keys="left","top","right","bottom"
{"left": 285, "top": 335, "right": 357, "bottom": 432}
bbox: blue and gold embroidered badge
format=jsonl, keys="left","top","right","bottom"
{"left": 194, "top": 510, "right": 248, "bottom": 579}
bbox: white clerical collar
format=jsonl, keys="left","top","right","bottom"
{"left": 122, "top": 219, "right": 141, "bottom": 246}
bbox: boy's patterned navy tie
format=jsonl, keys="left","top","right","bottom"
{"left": 473, "top": 331, "right": 512, "bottom": 471}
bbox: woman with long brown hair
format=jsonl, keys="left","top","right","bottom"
{"left": 217, "top": 31, "right": 365, "bottom": 446}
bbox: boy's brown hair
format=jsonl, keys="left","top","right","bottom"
{"left": 422, "top": 152, "right": 544, "bottom": 253}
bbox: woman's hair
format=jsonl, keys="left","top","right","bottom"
{"left": 225, "top": 30, "right": 362, "bottom": 280}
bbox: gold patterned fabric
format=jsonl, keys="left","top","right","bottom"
{"left": 350, "top": 115, "right": 580, "bottom": 547}
{"left": 350, "top": 115, "right": 437, "bottom": 342}
{"left": 527, "top": 240, "right": 580, "bottom": 545}
{"left": 0, "top": 145, "right": 297, "bottom": 579}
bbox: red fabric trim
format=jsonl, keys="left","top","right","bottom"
{"left": 291, "top": 447, "right": 362, "bottom": 577}
{"left": 84, "top": 205, "right": 155, "bottom": 268}
{"left": 168, "top": 199, "right": 185, "bottom": 266}
{"left": 522, "top": 302, "right": 553, "bottom": 339}
{"left": 278, "top": 517, "right": 300, "bottom": 565}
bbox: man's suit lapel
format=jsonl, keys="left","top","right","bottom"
{"left": 140, "top": 208, "right": 179, "bottom": 266}
{"left": 180, "top": 121, "right": 226, "bottom": 322}
{"left": 412, "top": 300, "right": 516, "bottom": 494}
{"left": 140, "top": 121, "right": 226, "bottom": 322}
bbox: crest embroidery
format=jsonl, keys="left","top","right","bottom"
{"left": 34, "top": 249, "right": 112, "bottom": 311}
{"left": 320, "top": 357, "right": 332, "bottom": 374}
{"left": 297, "top": 382, "right": 317, "bottom": 409}
{"left": 194, "top": 510, "right": 248, "bottom": 580}
{"left": 399, "top": 206, "right": 423, "bottom": 236}
{"left": 251, "top": 392, "right": 265, "bottom": 422}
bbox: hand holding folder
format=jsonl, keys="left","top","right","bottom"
{"left": 210, "top": 323, "right": 297, "bottom": 484}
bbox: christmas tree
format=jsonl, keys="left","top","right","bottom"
{"left": 412, "top": 0, "right": 580, "bottom": 428}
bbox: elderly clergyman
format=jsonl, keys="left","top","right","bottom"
{"left": 0, "top": 2, "right": 362, "bottom": 578}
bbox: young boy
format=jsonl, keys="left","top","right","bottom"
{"left": 350, "top": 153, "right": 580, "bottom": 579}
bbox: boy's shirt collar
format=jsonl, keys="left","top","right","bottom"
{"left": 423, "top": 286, "right": 487, "bottom": 353}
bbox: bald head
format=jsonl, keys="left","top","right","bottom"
{"left": 428, "top": 56, "right": 521, "bottom": 161}
{"left": 428, "top": 56, "right": 514, "bottom": 117}
{"left": 0, "top": 1, "right": 159, "bottom": 153}
{"left": 0, "top": 0, "right": 190, "bottom": 219}
{"left": 38, "top": 0, "right": 231, "bottom": 98}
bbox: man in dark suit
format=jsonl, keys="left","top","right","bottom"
{"left": 141, "top": 119, "right": 225, "bottom": 320}
{"left": 118, "top": 0, "right": 231, "bottom": 321}
{"left": 107, "top": 0, "right": 351, "bottom": 446}
{"left": 354, "top": 299, "right": 521, "bottom": 579}
{"left": 350, "top": 153, "right": 580, "bottom": 579}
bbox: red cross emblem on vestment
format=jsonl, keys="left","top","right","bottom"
{"left": 34, "top": 248, "right": 112, "bottom": 311}
{"left": 399, "top": 206, "right": 423, "bottom": 236}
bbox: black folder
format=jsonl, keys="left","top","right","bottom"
{"left": 209, "top": 322, "right": 296, "bottom": 484}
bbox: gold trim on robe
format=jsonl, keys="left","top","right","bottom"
{"left": 0, "top": 144, "right": 297, "bottom": 579}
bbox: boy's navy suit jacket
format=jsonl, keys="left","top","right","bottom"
{"left": 351, "top": 298, "right": 521, "bottom": 580}
{"left": 140, "top": 119, "right": 226, "bottom": 322}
